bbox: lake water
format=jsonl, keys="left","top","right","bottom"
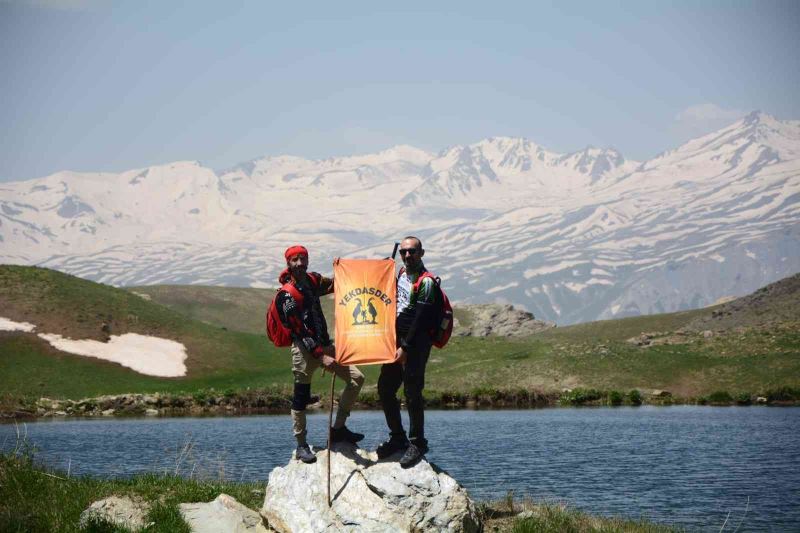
{"left": 2, "top": 407, "right": 798, "bottom": 532}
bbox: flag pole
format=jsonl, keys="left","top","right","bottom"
{"left": 327, "top": 371, "right": 336, "bottom": 507}
{"left": 329, "top": 256, "right": 340, "bottom": 509}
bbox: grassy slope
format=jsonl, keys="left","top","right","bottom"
{"left": 130, "top": 283, "right": 336, "bottom": 335}
{"left": 1, "top": 266, "right": 798, "bottom": 401}
{"left": 129, "top": 284, "right": 276, "bottom": 336}
{"left": 135, "top": 281, "right": 800, "bottom": 397}
{"left": 0, "top": 266, "right": 300, "bottom": 399}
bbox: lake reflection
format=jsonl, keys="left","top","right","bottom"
{"left": 2, "top": 407, "right": 798, "bottom": 532}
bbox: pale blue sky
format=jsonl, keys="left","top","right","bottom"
{"left": 1, "top": 0, "right": 798, "bottom": 182}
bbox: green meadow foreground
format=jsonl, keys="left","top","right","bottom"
{"left": 1, "top": 265, "right": 799, "bottom": 416}
{"left": 0, "top": 449, "right": 680, "bottom": 533}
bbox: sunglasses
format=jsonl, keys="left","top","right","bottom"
{"left": 399, "top": 248, "right": 419, "bottom": 256}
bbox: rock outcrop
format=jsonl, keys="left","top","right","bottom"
{"left": 179, "top": 494, "right": 268, "bottom": 533}
{"left": 455, "top": 303, "right": 554, "bottom": 337}
{"left": 686, "top": 273, "right": 800, "bottom": 332}
{"left": 625, "top": 330, "right": 692, "bottom": 347}
{"left": 261, "top": 442, "right": 480, "bottom": 532}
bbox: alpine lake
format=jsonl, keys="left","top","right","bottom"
{"left": 2, "top": 406, "right": 798, "bottom": 532}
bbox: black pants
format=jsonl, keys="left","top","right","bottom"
{"left": 378, "top": 335, "right": 432, "bottom": 446}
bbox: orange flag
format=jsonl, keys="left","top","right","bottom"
{"left": 333, "top": 258, "right": 397, "bottom": 365}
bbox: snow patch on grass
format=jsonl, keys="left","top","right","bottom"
{"left": 37, "top": 333, "right": 187, "bottom": 377}
{"left": 0, "top": 317, "right": 37, "bottom": 332}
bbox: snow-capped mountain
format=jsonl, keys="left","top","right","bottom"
{"left": 2, "top": 111, "right": 798, "bottom": 325}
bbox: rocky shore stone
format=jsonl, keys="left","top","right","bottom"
{"left": 261, "top": 442, "right": 480, "bottom": 532}
{"left": 79, "top": 495, "right": 151, "bottom": 531}
{"left": 179, "top": 494, "right": 268, "bottom": 533}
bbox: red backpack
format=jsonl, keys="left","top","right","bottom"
{"left": 265, "top": 274, "right": 319, "bottom": 347}
{"left": 401, "top": 268, "right": 454, "bottom": 349}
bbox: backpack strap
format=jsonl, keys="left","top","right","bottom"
{"left": 399, "top": 267, "right": 440, "bottom": 292}
{"left": 279, "top": 272, "right": 320, "bottom": 309}
{"left": 279, "top": 282, "right": 305, "bottom": 310}
{"left": 413, "top": 271, "right": 440, "bottom": 292}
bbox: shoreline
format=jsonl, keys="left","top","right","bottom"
{"left": 0, "top": 449, "right": 682, "bottom": 532}
{"left": 3, "top": 386, "right": 798, "bottom": 421}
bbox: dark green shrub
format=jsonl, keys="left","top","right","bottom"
{"left": 471, "top": 386, "right": 500, "bottom": 398}
{"left": 707, "top": 390, "right": 734, "bottom": 405}
{"left": 168, "top": 395, "right": 186, "bottom": 408}
{"left": 735, "top": 392, "right": 752, "bottom": 405}
{"left": 510, "top": 388, "right": 530, "bottom": 404}
{"left": 628, "top": 389, "right": 643, "bottom": 406}
{"left": 191, "top": 390, "right": 208, "bottom": 405}
{"left": 766, "top": 386, "right": 800, "bottom": 403}
{"left": 608, "top": 390, "right": 623, "bottom": 406}
{"left": 560, "top": 388, "right": 603, "bottom": 405}
{"left": 438, "top": 390, "right": 466, "bottom": 405}
{"left": 471, "top": 387, "right": 503, "bottom": 404}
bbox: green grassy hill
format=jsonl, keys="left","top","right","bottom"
{"left": 1, "top": 265, "right": 798, "bottom": 405}
{"left": 129, "top": 284, "right": 278, "bottom": 336}
{"left": 129, "top": 283, "right": 335, "bottom": 335}
{"left": 129, "top": 284, "right": 525, "bottom": 338}
{"left": 0, "top": 266, "right": 294, "bottom": 399}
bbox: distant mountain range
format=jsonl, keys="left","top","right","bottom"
{"left": 1, "top": 111, "right": 798, "bottom": 324}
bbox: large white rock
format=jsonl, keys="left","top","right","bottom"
{"left": 179, "top": 494, "right": 268, "bottom": 533}
{"left": 261, "top": 443, "right": 481, "bottom": 532}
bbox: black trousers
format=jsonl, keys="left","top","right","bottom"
{"left": 378, "top": 335, "right": 432, "bottom": 446}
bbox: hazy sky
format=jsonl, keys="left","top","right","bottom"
{"left": 1, "top": 0, "right": 799, "bottom": 182}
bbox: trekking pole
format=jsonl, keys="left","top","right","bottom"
{"left": 327, "top": 371, "right": 336, "bottom": 507}
{"left": 390, "top": 242, "right": 400, "bottom": 260}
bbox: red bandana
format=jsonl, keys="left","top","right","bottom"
{"left": 284, "top": 245, "right": 308, "bottom": 262}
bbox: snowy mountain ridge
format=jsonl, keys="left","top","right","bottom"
{"left": 1, "top": 111, "right": 798, "bottom": 324}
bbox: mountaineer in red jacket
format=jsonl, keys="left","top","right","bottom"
{"left": 276, "top": 245, "right": 365, "bottom": 464}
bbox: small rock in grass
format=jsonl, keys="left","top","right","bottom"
{"left": 179, "top": 494, "right": 268, "bottom": 532}
{"left": 79, "top": 495, "right": 151, "bottom": 531}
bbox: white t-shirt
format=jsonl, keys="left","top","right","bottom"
{"left": 396, "top": 270, "right": 413, "bottom": 316}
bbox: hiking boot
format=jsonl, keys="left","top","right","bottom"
{"left": 399, "top": 442, "right": 428, "bottom": 469}
{"left": 375, "top": 436, "right": 410, "bottom": 459}
{"left": 331, "top": 425, "right": 365, "bottom": 444}
{"left": 295, "top": 443, "right": 317, "bottom": 464}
